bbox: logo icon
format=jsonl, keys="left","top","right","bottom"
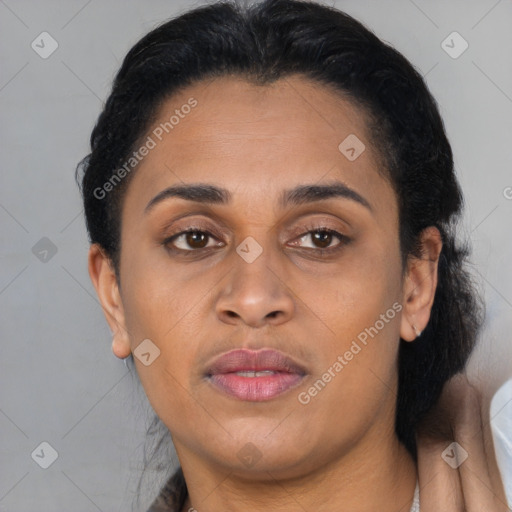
{"left": 441, "top": 441, "right": 468, "bottom": 468}
{"left": 31, "top": 32, "right": 59, "bottom": 59}
{"left": 31, "top": 441, "right": 59, "bottom": 469}
{"left": 236, "top": 236, "right": 263, "bottom": 263}
{"left": 237, "top": 442, "right": 263, "bottom": 468}
{"left": 32, "top": 237, "right": 58, "bottom": 263}
{"left": 441, "top": 32, "right": 468, "bottom": 59}
{"left": 133, "top": 339, "right": 161, "bottom": 366}
{"left": 338, "top": 134, "right": 366, "bottom": 161}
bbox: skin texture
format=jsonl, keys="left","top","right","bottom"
{"left": 88, "top": 75, "right": 444, "bottom": 511}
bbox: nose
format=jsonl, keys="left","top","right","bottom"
{"left": 215, "top": 240, "right": 295, "bottom": 328}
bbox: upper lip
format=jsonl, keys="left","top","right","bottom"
{"left": 206, "top": 348, "right": 307, "bottom": 376}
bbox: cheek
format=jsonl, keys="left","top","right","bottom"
{"left": 122, "top": 269, "right": 205, "bottom": 428}
{"left": 121, "top": 249, "right": 206, "bottom": 341}
{"left": 311, "top": 240, "right": 401, "bottom": 333}
{"left": 119, "top": 257, "right": 206, "bottom": 399}
{"left": 306, "top": 240, "right": 403, "bottom": 386}
{"left": 295, "top": 260, "right": 403, "bottom": 444}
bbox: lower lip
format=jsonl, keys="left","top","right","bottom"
{"left": 208, "top": 372, "right": 304, "bottom": 401}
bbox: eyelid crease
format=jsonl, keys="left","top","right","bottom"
{"left": 157, "top": 208, "right": 354, "bottom": 234}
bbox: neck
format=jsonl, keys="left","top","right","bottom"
{"left": 177, "top": 432, "right": 417, "bottom": 512}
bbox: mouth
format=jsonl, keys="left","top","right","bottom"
{"left": 205, "top": 348, "right": 307, "bottom": 401}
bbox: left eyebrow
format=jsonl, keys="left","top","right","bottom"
{"left": 279, "top": 181, "right": 372, "bottom": 212}
{"left": 144, "top": 180, "right": 372, "bottom": 214}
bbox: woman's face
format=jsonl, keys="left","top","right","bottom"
{"left": 98, "top": 75, "right": 418, "bottom": 478}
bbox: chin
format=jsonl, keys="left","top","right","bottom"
{"left": 197, "top": 427, "right": 331, "bottom": 481}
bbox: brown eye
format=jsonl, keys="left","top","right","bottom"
{"left": 165, "top": 229, "right": 222, "bottom": 252}
{"left": 184, "top": 231, "right": 209, "bottom": 249}
{"left": 312, "top": 230, "right": 334, "bottom": 249}
{"left": 293, "top": 228, "right": 346, "bottom": 251}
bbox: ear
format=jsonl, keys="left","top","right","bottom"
{"left": 88, "top": 244, "right": 131, "bottom": 359}
{"left": 400, "top": 227, "right": 443, "bottom": 342}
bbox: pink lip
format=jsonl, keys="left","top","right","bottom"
{"left": 205, "top": 349, "right": 307, "bottom": 401}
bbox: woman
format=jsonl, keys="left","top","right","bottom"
{"left": 76, "top": 0, "right": 509, "bottom": 510}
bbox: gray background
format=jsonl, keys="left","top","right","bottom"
{"left": 1, "top": 0, "right": 511, "bottom": 510}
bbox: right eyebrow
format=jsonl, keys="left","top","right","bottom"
{"left": 144, "top": 183, "right": 230, "bottom": 214}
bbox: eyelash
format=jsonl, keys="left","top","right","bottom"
{"left": 162, "top": 224, "right": 349, "bottom": 256}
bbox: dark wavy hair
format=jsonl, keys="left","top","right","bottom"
{"left": 76, "top": 0, "right": 483, "bottom": 509}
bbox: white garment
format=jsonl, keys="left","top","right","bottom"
{"left": 409, "top": 482, "right": 420, "bottom": 512}
{"left": 491, "top": 378, "right": 512, "bottom": 508}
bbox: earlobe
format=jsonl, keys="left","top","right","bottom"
{"left": 400, "top": 227, "right": 443, "bottom": 342}
{"left": 111, "top": 333, "right": 132, "bottom": 359}
{"left": 87, "top": 244, "right": 132, "bottom": 359}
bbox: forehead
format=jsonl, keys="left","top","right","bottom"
{"left": 152, "top": 74, "right": 374, "bottom": 157}
{"left": 122, "top": 74, "right": 393, "bottom": 215}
